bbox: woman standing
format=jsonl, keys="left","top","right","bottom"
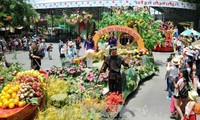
{"left": 173, "top": 69, "right": 190, "bottom": 119}
{"left": 84, "top": 35, "right": 94, "bottom": 68}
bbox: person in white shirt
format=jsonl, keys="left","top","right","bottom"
{"left": 60, "top": 45, "right": 65, "bottom": 59}
{"left": 173, "top": 69, "right": 190, "bottom": 119}
{"left": 177, "top": 40, "right": 182, "bottom": 55}
{"left": 167, "top": 58, "right": 179, "bottom": 100}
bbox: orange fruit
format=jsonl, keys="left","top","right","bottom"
{"left": 5, "top": 94, "right": 11, "bottom": 99}
{"left": 15, "top": 96, "right": 19, "bottom": 100}
{"left": 18, "top": 102, "right": 25, "bottom": 107}
{"left": 3, "top": 86, "right": 9, "bottom": 92}
{"left": 8, "top": 103, "right": 15, "bottom": 109}
{"left": 7, "top": 89, "right": 13, "bottom": 94}
{"left": 13, "top": 87, "right": 19, "bottom": 92}
{"left": 6, "top": 84, "right": 11, "bottom": 89}
{"left": 0, "top": 102, "right": 2, "bottom": 108}
{"left": 11, "top": 93, "right": 17, "bottom": 99}
{"left": 3, "top": 101, "right": 9, "bottom": 109}
{"left": 2, "top": 99, "right": 8, "bottom": 103}
{"left": 22, "top": 101, "right": 26, "bottom": 106}
{"left": 1, "top": 91, "right": 6, "bottom": 96}
{"left": 14, "top": 99, "right": 19, "bottom": 106}
{"left": 8, "top": 99, "right": 15, "bottom": 104}
{"left": 0, "top": 96, "right": 5, "bottom": 101}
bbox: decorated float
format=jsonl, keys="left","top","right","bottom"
{"left": 0, "top": 7, "right": 160, "bottom": 120}
{"left": 35, "top": 8, "right": 159, "bottom": 119}
{"left": 154, "top": 21, "right": 175, "bottom": 52}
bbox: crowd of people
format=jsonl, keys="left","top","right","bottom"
{"left": 166, "top": 41, "right": 200, "bottom": 120}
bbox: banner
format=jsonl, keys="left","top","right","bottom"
{"left": 32, "top": 0, "right": 196, "bottom": 10}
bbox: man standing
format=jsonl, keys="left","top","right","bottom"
{"left": 84, "top": 35, "right": 94, "bottom": 68}
{"left": 58, "top": 40, "right": 64, "bottom": 54}
{"left": 0, "top": 39, "right": 5, "bottom": 61}
{"left": 100, "top": 46, "right": 129, "bottom": 93}
{"left": 29, "top": 41, "right": 43, "bottom": 70}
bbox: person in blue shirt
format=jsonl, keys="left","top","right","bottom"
{"left": 107, "top": 33, "right": 117, "bottom": 46}
{"left": 84, "top": 35, "right": 94, "bottom": 50}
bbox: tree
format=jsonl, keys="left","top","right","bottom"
{"left": 0, "top": 0, "right": 37, "bottom": 28}
{"left": 98, "top": 8, "right": 163, "bottom": 50}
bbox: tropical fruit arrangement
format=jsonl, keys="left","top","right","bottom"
{"left": 0, "top": 70, "right": 46, "bottom": 109}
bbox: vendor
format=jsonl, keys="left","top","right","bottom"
{"left": 100, "top": 46, "right": 129, "bottom": 93}
{"left": 29, "top": 41, "right": 43, "bottom": 70}
{"left": 84, "top": 34, "right": 94, "bottom": 68}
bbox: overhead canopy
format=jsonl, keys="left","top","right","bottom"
{"left": 30, "top": 0, "right": 196, "bottom": 10}
{"left": 181, "top": 29, "right": 199, "bottom": 36}
{"left": 153, "top": 7, "right": 197, "bottom": 22}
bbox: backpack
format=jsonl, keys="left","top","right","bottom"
{"left": 179, "top": 82, "right": 191, "bottom": 98}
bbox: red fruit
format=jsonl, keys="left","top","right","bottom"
{"left": 0, "top": 77, "right": 4, "bottom": 82}
{"left": 33, "top": 74, "right": 38, "bottom": 78}
{"left": 37, "top": 83, "right": 42, "bottom": 88}
{"left": 32, "top": 85, "right": 37, "bottom": 90}
{"left": 29, "top": 82, "right": 33, "bottom": 86}
{"left": 36, "top": 91, "right": 41, "bottom": 97}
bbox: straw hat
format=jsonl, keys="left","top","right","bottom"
{"left": 188, "top": 90, "right": 198, "bottom": 101}
{"left": 172, "top": 58, "right": 179, "bottom": 65}
{"left": 68, "top": 41, "right": 73, "bottom": 46}
{"left": 194, "top": 45, "right": 200, "bottom": 49}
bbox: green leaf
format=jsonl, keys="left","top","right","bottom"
{"left": 30, "top": 97, "right": 39, "bottom": 105}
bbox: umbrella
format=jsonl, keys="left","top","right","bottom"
{"left": 181, "top": 29, "right": 199, "bottom": 36}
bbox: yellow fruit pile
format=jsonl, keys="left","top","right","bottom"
{"left": 0, "top": 84, "right": 26, "bottom": 109}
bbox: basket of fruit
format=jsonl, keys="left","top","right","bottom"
{"left": 0, "top": 70, "right": 48, "bottom": 120}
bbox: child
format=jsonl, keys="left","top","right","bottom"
{"left": 67, "top": 41, "right": 75, "bottom": 62}
{"left": 60, "top": 45, "right": 65, "bottom": 59}
{"left": 47, "top": 44, "right": 53, "bottom": 60}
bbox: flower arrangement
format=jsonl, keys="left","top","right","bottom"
{"left": 48, "top": 65, "right": 83, "bottom": 78}
{"left": 66, "top": 11, "right": 93, "bottom": 24}
{"left": 105, "top": 92, "right": 124, "bottom": 112}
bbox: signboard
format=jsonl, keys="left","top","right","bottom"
{"left": 32, "top": 0, "right": 196, "bottom": 10}
{"left": 93, "top": 25, "right": 145, "bottom": 50}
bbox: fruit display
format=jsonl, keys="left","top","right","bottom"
{"left": 0, "top": 84, "right": 26, "bottom": 109}
{"left": 0, "top": 70, "right": 46, "bottom": 110}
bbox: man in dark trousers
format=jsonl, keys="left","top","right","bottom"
{"left": 29, "top": 41, "right": 43, "bottom": 70}
{"left": 100, "top": 46, "right": 129, "bottom": 93}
